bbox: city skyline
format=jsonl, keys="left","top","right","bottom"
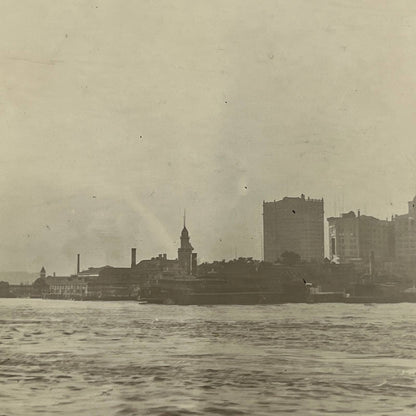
{"left": 3, "top": 191, "right": 416, "bottom": 276}
{"left": 2, "top": 1, "right": 416, "bottom": 274}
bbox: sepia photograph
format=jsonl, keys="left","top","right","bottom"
{"left": 1, "top": 1, "right": 416, "bottom": 415}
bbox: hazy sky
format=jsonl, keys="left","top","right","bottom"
{"left": 2, "top": 0, "right": 416, "bottom": 274}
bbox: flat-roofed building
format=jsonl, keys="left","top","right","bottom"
{"left": 394, "top": 196, "right": 416, "bottom": 269}
{"left": 263, "top": 194, "right": 324, "bottom": 263}
{"left": 327, "top": 210, "right": 394, "bottom": 265}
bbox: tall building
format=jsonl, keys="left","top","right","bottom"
{"left": 394, "top": 196, "right": 416, "bottom": 267}
{"left": 327, "top": 210, "right": 394, "bottom": 265}
{"left": 263, "top": 194, "right": 324, "bottom": 263}
{"left": 178, "top": 216, "right": 197, "bottom": 275}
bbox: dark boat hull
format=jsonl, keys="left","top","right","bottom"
{"left": 140, "top": 290, "right": 308, "bottom": 305}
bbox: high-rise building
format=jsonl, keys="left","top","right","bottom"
{"left": 263, "top": 194, "right": 324, "bottom": 263}
{"left": 327, "top": 210, "right": 394, "bottom": 265}
{"left": 394, "top": 196, "right": 416, "bottom": 267}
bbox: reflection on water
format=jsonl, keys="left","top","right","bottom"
{"left": 1, "top": 299, "right": 416, "bottom": 415}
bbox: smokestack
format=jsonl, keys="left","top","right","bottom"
{"left": 131, "top": 248, "right": 136, "bottom": 268}
{"left": 77, "top": 254, "right": 80, "bottom": 274}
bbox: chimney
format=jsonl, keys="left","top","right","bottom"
{"left": 131, "top": 248, "right": 136, "bottom": 268}
{"left": 77, "top": 254, "right": 80, "bottom": 274}
{"left": 357, "top": 209, "right": 361, "bottom": 218}
{"left": 163, "top": 253, "right": 167, "bottom": 260}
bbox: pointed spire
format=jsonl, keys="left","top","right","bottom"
{"left": 181, "top": 209, "right": 189, "bottom": 239}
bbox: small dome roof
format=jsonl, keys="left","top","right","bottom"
{"left": 181, "top": 226, "right": 189, "bottom": 237}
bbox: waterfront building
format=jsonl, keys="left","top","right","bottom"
{"left": 8, "top": 284, "right": 34, "bottom": 298}
{"left": 40, "top": 216, "right": 199, "bottom": 299}
{"left": 47, "top": 275, "right": 89, "bottom": 299}
{"left": 42, "top": 265, "right": 115, "bottom": 299}
{"left": 132, "top": 219, "right": 198, "bottom": 280}
{"left": 87, "top": 266, "right": 138, "bottom": 300}
{"left": 394, "top": 196, "right": 416, "bottom": 269}
{"left": 327, "top": 210, "right": 394, "bottom": 265}
{"left": 134, "top": 254, "right": 180, "bottom": 275}
{"left": 263, "top": 194, "right": 324, "bottom": 263}
{"left": 177, "top": 216, "right": 197, "bottom": 275}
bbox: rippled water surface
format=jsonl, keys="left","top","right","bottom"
{"left": 1, "top": 299, "right": 416, "bottom": 415}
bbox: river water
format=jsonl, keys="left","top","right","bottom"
{"left": 1, "top": 299, "right": 416, "bottom": 415}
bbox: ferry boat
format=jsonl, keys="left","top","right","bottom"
{"left": 138, "top": 274, "right": 310, "bottom": 305}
